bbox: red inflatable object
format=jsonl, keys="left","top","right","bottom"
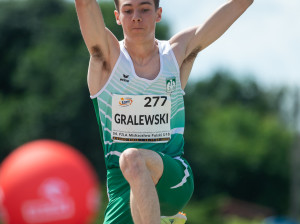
{"left": 0, "top": 140, "right": 100, "bottom": 224}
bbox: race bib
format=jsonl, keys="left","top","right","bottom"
{"left": 111, "top": 95, "right": 171, "bottom": 143}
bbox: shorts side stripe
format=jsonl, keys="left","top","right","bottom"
{"left": 170, "top": 157, "right": 190, "bottom": 189}
{"left": 105, "top": 151, "right": 122, "bottom": 158}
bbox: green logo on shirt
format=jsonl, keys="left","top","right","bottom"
{"left": 166, "top": 78, "right": 176, "bottom": 93}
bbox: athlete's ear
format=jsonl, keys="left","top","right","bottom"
{"left": 114, "top": 10, "right": 122, "bottom": 25}
{"left": 156, "top": 7, "right": 162, "bottom": 23}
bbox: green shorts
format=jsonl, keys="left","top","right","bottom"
{"left": 103, "top": 153, "right": 194, "bottom": 224}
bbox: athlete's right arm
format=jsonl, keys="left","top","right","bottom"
{"left": 75, "top": 0, "right": 119, "bottom": 95}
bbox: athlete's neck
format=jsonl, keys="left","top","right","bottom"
{"left": 124, "top": 38, "right": 159, "bottom": 67}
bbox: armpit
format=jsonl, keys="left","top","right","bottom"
{"left": 91, "top": 45, "right": 104, "bottom": 59}
{"left": 91, "top": 45, "right": 110, "bottom": 71}
{"left": 184, "top": 47, "right": 201, "bottom": 64}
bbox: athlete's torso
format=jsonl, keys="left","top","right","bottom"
{"left": 91, "top": 40, "right": 185, "bottom": 169}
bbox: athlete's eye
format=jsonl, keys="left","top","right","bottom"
{"left": 124, "top": 9, "right": 132, "bottom": 14}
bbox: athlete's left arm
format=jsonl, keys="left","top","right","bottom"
{"left": 170, "top": 0, "right": 254, "bottom": 88}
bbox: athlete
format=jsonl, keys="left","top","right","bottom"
{"left": 74, "top": 0, "right": 254, "bottom": 223}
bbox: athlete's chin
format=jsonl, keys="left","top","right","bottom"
{"left": 127, "top": 32, "right": 147, "bottom": 39}
{"left": 131, "top": 28, "right": 145, "bottom": 33}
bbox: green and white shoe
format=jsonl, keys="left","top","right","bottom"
{"left": 161, "top": 212, "right": 187, "bottom": 224}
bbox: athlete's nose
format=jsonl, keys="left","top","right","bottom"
{"left": 132, "top": 11, "right": 142, "bottom": 22}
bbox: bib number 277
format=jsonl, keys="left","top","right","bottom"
{"left": 144, "top": 96, "right": 167, "bottom": 107}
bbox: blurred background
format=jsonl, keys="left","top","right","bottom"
{"left": 0, "top": 0, "right": 299, "bottom": 223}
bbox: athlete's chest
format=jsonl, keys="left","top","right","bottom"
{"left": 132, "top": 54, "right": 161, "bottom": 80}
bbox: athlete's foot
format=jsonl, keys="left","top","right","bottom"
{"left": 161, "top": 212, "right": 187, "bottom": 224}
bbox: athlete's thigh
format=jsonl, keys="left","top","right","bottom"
{"left": 122, "top": 148, "right": 164, "bottom": 184}
{"left": 156, "top": 153, "right": 194, "bottom": 216}
{"left": 139, "top": 148, "right": 164, "bottom": 184}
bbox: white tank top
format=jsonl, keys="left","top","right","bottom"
{"left": 91, "top": 40, "right": 185, "bottom": 169}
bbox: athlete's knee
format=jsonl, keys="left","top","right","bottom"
{"left": 119, "top": 148, "right": 145, "bottom": 180}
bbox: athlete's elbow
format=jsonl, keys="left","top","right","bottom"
{"left": 233, "top": 0, "right": 254, "bottom": 10}
{"left": 245, "top": 0, "right": 254, "bottom": 7}
{"left": 243, "top": 0, "right": 254, "bottom": 8}
{"left": 75, "top": 0, "right": 93, "bottom": 7}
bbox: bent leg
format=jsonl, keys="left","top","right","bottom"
{"left": 130, "top": 191, "right": 142, "bottom": 223}
{"left": 119, "top": 148, "right": 163, "bottom": 224}
{"left": 156, "top": 155, "right": 194, "bottom": 216}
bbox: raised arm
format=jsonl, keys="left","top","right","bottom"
{"left": 75, "top": 0, "right": 119, "bottom": 95}
{"left": 170, "top": 0, "right": 254, "bottom": 88}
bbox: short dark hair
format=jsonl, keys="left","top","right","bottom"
{"left": 114, "top": 0, "right": 160, "bottom": 11}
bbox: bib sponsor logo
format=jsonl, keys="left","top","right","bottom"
{"left": 166, "top": 78, "right": 176, "bottom": 93}
{"left": 119, "top": 97, "right": 133, "bottom": 107}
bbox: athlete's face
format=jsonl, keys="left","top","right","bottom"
{"left": 114, "top": 0, "right": 162, "bottom": 41}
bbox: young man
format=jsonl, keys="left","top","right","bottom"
{"left": 74, "top": 0, "right": 254, "bottom": 223}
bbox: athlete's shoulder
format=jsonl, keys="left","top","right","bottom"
{"left": 156, "top": 39, "right": 173, "bottom": 55}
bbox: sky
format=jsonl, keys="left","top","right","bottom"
{"left": 158, "top": 0, "right": 300, "bottom": 89}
